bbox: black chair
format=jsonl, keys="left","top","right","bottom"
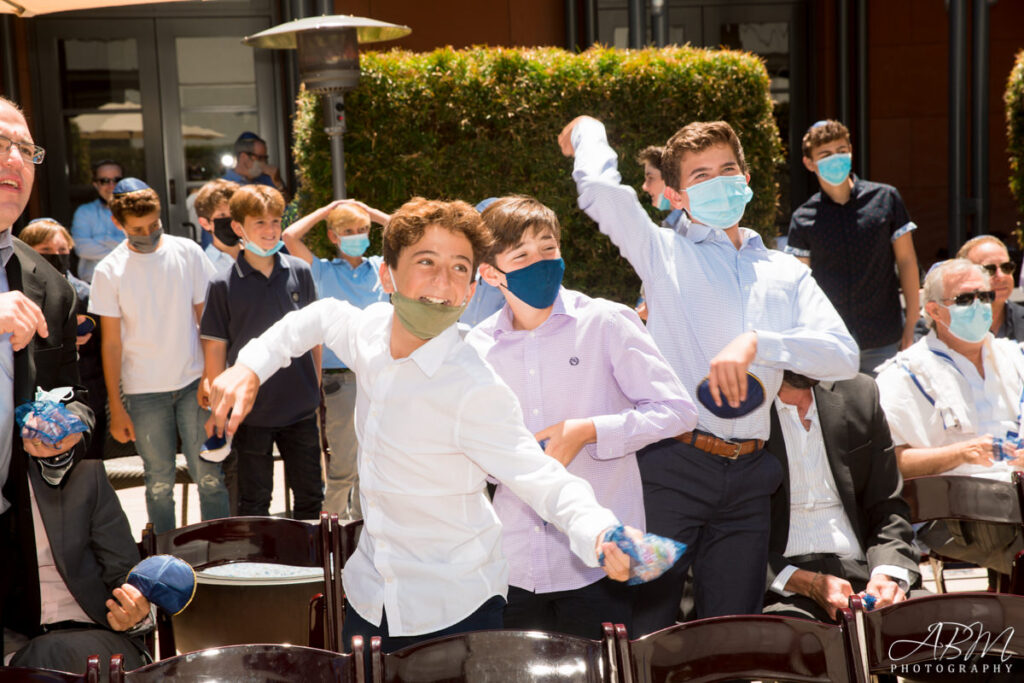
{"left": 0, "top": 655, "right": 100, "bottom": 682}
{"left": 371, "top": 624, "right": 620, "bottom": 683}
{"left": 615, "top": 615, "right": 858, "bottom": 683}
{"left": 140, "top": 512, "right": 341, "bottom": 658}
{"left": 845, "top": 592, "right": 1024, "bottom": 681}
{"left": 902, "top": 472, "right": 1024, "bottom": 594}
{"left": 109, "top": 642, "right": 364, "bottom": 682}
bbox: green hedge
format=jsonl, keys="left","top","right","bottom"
{"left": 1008, "top": 50, "right": 1024, "bottom": 244}
{"left": 292, "top": 45, "right": 783, "bottom": 303}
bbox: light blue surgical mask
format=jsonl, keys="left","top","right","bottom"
{"left": 240, "top": 227, "right": 284, "bottom": 258}
{"left": 339, "top": 233, "right": 370, "bottom": 257}
{"left": 942, "top": 300, "right": 992, "bottom": 343}
{"left": 815, "top": 153, "right": 852, "bottom": 186}
{"left": 656, "top": 192, "right": 672, "bottom": 211}
{"left": 684, "top": 174, "right": 753, "bottom": 230}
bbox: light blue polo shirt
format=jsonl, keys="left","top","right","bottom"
{"left": 310, "top": 254, "right": 388, "bottom": 369}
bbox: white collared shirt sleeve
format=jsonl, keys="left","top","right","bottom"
{"left": 455, "top": 381, "right": 619, "bottom": 567}
{"left": 771, "top": 564, "right": 800, "bottom": 596}
{"left": 589, "top": 306, "right": 698, "bottom": 459}
{"left": 236, "top": 298, "right": 361, "bottom": 381}
{"left": 755, "top": 265, "right": 859, "bottom": 381}
{"left": 571, "top": 118, "right": 669, "bottom": 284}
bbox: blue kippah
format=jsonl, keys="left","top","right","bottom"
{"left": 810, "top": 120, "right": 830, "bottom": 129}
{"left": 113, "top": 177, "right": 151, "bottom": 197}
{"left": 236, "top": 131, "right": 261, "bottom": 141}
{"left": 696, "top": 372, "right": 766, "bottom": 419}
{"left": 126, "top": 555, "right": 197, "bottom": 616}
{"left": 27, "top": 217, "right": 58, "bottom": 225}
{"left": 475, "top": 197, "right": 498, "bottom": 212}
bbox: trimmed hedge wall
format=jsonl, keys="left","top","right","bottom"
{"left": 292, "top": 45, "right": 783, "bottom": 303}
{"left": 1008, "top": 50, "right": 1024, "bottom": 242}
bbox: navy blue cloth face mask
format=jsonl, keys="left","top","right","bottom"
{"left": 496, "top": 257, "right": 566, "bottom": 309}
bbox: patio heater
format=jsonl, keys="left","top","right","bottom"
{"left": 243, "top": 16, "right": 411, "bottom": 199}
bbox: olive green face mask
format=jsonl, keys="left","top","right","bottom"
{"left": 390, "top": 290, "right": 468, "bottom": 340}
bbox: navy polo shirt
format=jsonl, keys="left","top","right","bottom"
{"left": 785, "top": 176, "right": 916, "bottom": 350}
{"left": 200, "top": 252, "right": 320, "bottom": 428}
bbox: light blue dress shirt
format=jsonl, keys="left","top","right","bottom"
{"left": 310, "top": 255, "right": 388, "bottom": 369}
{"left": 571, "top": 118, "right": 858, "bottom": 441}
{"left": 71, "top": 198, "right": 123, "bottom": 282}
{"left": 0, "top": 229, "right": 15, "bottom": 514}
{"left": 460, "top": 278, "right": 506, "bottom": 328}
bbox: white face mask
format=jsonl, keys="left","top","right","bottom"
{"left": 246, "top": 160, "right": 264, "bottom": 179}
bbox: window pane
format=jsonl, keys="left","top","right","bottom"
{"left": 59, "top": 39, "right": 140, "bottom": 110}
{"left": 65, "top": 112, "right": 146, "bottom": 186}
{"left": 176, "top": 37, "right": 255, "bottom": 86}
{"left": 182, "top": 111, "right": 259, "bottom": 182}
{"left": 179, "top": 84, "right": 258, "bottom": 109}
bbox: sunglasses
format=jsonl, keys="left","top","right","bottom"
{"left": 980, "top": 261, "right": 1016, "bottom": 276}
{"left": 94, "top": 176, "right": 124, "bottom": 186}
{"left": 942, "top": 290, "right": 996, "bottom": 307}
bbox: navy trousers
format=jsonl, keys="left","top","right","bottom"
{"left": 632, "top": 438, "right": 783, "bottom": 635}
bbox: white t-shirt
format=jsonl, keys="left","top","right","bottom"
{"left": 89, "top": 235, "right": 214, "bottom": 394}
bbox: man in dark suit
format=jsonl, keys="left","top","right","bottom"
{"left": 763, "top": 371, "right": 920, "bottom": 622}
{"left": 1, "top": 96, "right": 150, "bottom": 673}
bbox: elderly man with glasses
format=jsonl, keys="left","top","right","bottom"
{"left": 876, "top": 258, "right": 1024, "bottom": 575}
{"left": 70, "top": 159, "right": 125, "bottom": 283}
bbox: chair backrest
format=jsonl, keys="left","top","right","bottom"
{"left": 110, "top": 644, "right": 362, "bottom": 682}
{"left": 140, "top": 513, "right": 341, "bottom": 659}
{"left": 329, "top": 516, "right": 364, "bottom": 652}
{"left": 0, "top": 656, "right": 99, "bottom": 682}
{"left": 845, "top": 592, "right": 1024, "bottom": 678}
{"left": 372, "top": 628, "right": 618, "bottom": 683}
{"left": 902, "top": 475, "right": 1023, "bottom": 525}
{"left": 621, "top": 615, "right": 855, "bottom": 683}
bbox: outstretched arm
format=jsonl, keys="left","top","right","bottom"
{"left": 208, "top": 298, "right": 361, "bottom": 436}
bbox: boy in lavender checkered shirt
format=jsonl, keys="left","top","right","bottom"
{"left": 465, "top": 196, "right": 697, "bottom": 639}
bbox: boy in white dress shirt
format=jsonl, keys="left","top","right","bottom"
{"left": 207, "top": 198, "right": 633, "bottom": 655}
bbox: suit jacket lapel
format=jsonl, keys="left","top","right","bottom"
{"left": 6, "top": 248, "right": 40, "bottom": 403}
{"left": 815, "top": 384, "right": 860, "bottom": 537}
{"left": 766, "top": 404, "right": 791, "bottom": 554}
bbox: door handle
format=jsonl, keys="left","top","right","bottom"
{"left": 168, "top": 178, "right": 177, "bottom": 204}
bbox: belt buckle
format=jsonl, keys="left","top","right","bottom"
{"left": 722, "top": 439, "right": 742, "bottom": 459}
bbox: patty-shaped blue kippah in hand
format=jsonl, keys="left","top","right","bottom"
{"left": 598, "top": 525, "right": 687, "bottom": 586}
{"left": 696, "top": 372, "right": 765, "bottom": 419}
{"left": 126, "top": 555, "right": 197, "bottom": 616}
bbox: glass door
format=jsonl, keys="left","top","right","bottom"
{"left": 155, "top": 17, "right": 279, "bottom": 237}
{"left": 35, "top": 19, "right": 165, "bottom": 228}
{"left": 33, "top": 14, "right": 279, "bottom": 238}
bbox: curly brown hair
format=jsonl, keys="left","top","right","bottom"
{"left": 382, "top": 197, "right": 493, "bottom": 271}
{"left": 193, "top": 179, "right": 240, "bottom": 220}
{"left": 110, "top": 188, "right": 160, "bottom": 224}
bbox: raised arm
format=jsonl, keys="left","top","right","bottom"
{"left": 559, "top": 116, "right": 667, "bottom": 282}
{"left": 283, "top": 199, "right": 391, "bottom": 265}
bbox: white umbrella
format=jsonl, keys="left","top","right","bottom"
{"left": 0, "top": 0, "right": 202, "bottom": 17}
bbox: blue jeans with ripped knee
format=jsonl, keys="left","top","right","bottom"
{"left": 125, "top": 377, "right": 229, "bottom": 533}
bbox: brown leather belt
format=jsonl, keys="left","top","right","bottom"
{"left": 674, "top": 431, "right": 764, "bottom": 460}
